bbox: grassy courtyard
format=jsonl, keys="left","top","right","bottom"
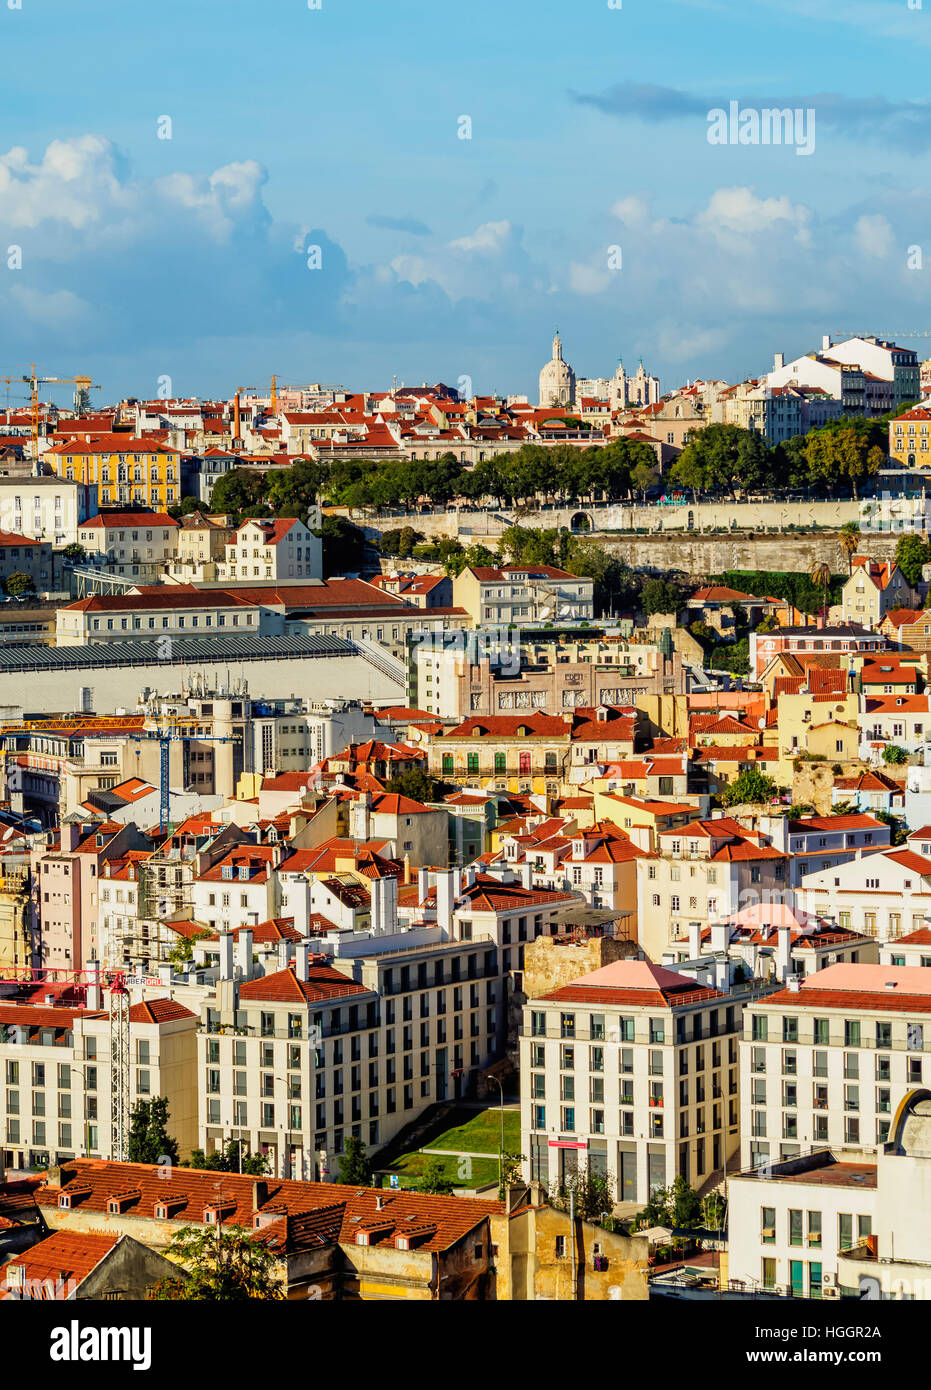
{"left": 380, "top": 1106, "right": 522, "bottom": 1191}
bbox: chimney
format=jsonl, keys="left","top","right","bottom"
{"left": 787, "top": 974, "right": 801, "bottom": 993}
{"left": 219, "top": 930, "right": 234, "bottom": 981}
{"left": 435, "top": 868, "right": 457, "bottom": 934}
{"left": 277, "top": 937, "right": 292, "bottom": 970}
{"left": 776, "top": 925, "right": 792, "bottom": 979}
{"left": 370, "top": 876, "right": 397, "bottom": 935}
{"left": 519, "top": 862, "right": 533, "bottom": 889}
{"left": 375, "top": 1193, "right": 384, "bottom": 1211}
{"left": 709, "top": 922, "right": 728, "bottom": 954}
{"left": 688, "top": 920, "right": 702, "bottom": 959}
{"left": 85, "top": 960, "right": 102, "bottom": 1010}
{"left": 822, "top": 334, "right": 832, "bottom": 353}
{"left": 62, "top": 822, "right": 80, "bottom": 852}
{"left": 773, "top": 352, "right": 784, "bottom": 371}
{"left": 402, "top": 852, "right": 411, "bottom": 886}
{"left": 237, "top": 928, "right": 254, "bottom": 981}
{"left": 252, "top": 1178, "right": 268, "bottom": 1209}
{"left": 417, "top": 866, "right": 430, "bottom": 905}
{"left": 296, "top": 940, "right": 311, "bottom": 982}
{"left": 464, "top": 863, "right": 477, "bottom": 888}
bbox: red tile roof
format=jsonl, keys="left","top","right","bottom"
{"left": 1, "top": 1230, "right": 118, "bottom": 1298}
{"left": 238, "top": 964, "right": 370, "bottom": 1004}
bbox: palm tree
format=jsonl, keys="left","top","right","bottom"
{"left": 809, "top": 559, "right": 832, "bottom": 618}
{"left": 840, "top": 527, "right": 859, "bottom": 575}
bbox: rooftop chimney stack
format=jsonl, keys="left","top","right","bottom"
{"left": 296, "top": 940, "right": 311, "bottom": 982}
{"left": 219, "top": 931, "right": 234, "bottom": 982}
{"left": 86, "top": 960, "right": 102, "bottom": 1011}
{"left": 237, "top": 928, "right": 254, "bottom": 981}
{"left": 822, "top": 334, "right": 832, "bottom": 353}
{"left": 277, "top": 938, "right": 292, "bottom": 970}
{"left": 688, "top": 920, "right": 702, "bottom": 959}
{"left": 709, "top": 922, "right": 729, "bottom": 955}
{"left": 417, "top": 866, "right": 430, "bottom": 906}
{"left": 776, "top": 924, "right": 793, "bottom": 980}
{"left": 435, "top": 868, "right": 457, "bottom": 936}
{"left": 774, "top": 352, "right": 784, "bottom": 371}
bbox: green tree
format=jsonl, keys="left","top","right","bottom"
{"left": 709, "top": 637, "right": 750, "bottom": 675}
{"left": 719, "top": 768, "right": 778, "bottom": 806}
{"left": 384, "top": 768, "right": 449, "bottom": 802}
{"left": 318, "top": 516, "right": 367, "bottom": 578}
{"left": 639, "top": 1176, "right": 703, "bottom": 1231}
{"left": 61, "top": 542, "right": 86, "bottom": 563}
{"left": 895, "top": 534, "right": 931, "bottom": 589}
{"left": 640, "top": 576, "right": 684, "bottom": 618}
{"left": 338, "top": 1135, "right": 372, "bottom": 1186}
{"left": 498, "top": 1150, "right": 524, "bottom": 1200}
{"left": 188, "top": 1140, "right": 270, "bottom": 1176}
{"left": 209, "top": 467, "right": 268, "bottom": 519}
{"left": 4, "top": 572, "right": 34, "bottom": 597}
{"left": 152, "top": 1224, "right": 285, "bottom": 1300}
{"left": 804, "top": 427, "right": 884, "bottom": 499}
{"left": 550, "top": 1165, "right": 615, "bottom": 1223}
{"left": 127, "top": 1096, "right": 179, "bottom": 1165}
{"left": 882, "top": 744, "right": 908, "bottom": 765}
{"left": 415, "top": 1159, "right": 454, "bottom": 1195}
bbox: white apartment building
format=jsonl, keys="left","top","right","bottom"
{"left": 859, "top": 694, "right": 931, "bottom": 758}
{"left": 740, "top": 963, "right": 931, "bottom": 1170}
{"left": 452, "top": 564, "right": 595, "bottom": 627}
{"left": 75, "top": 511, "right": 180, "bottom": 581}
{"left": 0, "top": 990, "right": 198, "bottom": 1172}
{"left": 0, "top": 477, "right": 97, "bottom": 549}
{"left": 727, "top": 1149, "right": 876, "bottom": 1299}
{"left": 800, "top": 843, "right": 931, "bottom": 943}
{"left": 218, "top": 515, "right": 322, "bottom": 584}
{"left": 521, "top": 959, "right": 742, "bottom": 1204}
{"left": 198, "top": 912, "right": 501, "bottom": 1178}
{"left": 755, "top": 812, "right": 890, "bottom": 891}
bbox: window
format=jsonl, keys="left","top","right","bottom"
{"left": 808, "top": 1211, "right": 822, "bottom": 1247}
{"left": 761, "top": 1206, "right": 776, "bottom": 1244}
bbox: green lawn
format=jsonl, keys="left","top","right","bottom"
{"left": 427, "top": 1108, "right": 521, "bottom": 1155}
{"left": 379, "top": 1107, "right": 521, "bottom": 1191}
{"left": 383, "top": 1151, "right": 500, "bottom": 1191}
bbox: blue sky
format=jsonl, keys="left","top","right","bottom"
{"left": 2, "top": 0, "right": 931, "bottom": 403}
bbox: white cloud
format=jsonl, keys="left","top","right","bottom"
{"left": 568, "top": 261, "right": 613, "bottom": 295}
{"left": 695, "top": 186, "right": 811, "bottom": 244}
{"left": 854, "top": 213, "right": 895, "bottom": 260}
{"left": 609, "top": 195, "right": 650, "bottom": 227}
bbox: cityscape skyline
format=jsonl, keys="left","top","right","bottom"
{"left": 2, "top": 0, "right": 930, "bottom": 401}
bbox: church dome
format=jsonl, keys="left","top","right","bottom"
{"left": 538, "top": 331, "right": 576, "bottom": 408}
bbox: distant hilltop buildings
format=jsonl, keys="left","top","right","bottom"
{"left": 538, "top": 331, "right": 660, "bottom": 411}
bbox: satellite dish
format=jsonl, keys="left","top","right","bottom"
{"left": 757, "top": 717, "right": 766, "bottom": 729}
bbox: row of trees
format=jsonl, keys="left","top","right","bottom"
{"left": 669, "top": 416, "right": 895, "bottom": 501}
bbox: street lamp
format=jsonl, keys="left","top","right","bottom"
{"left": 486, "top": 1074, "right": 506, "bottom": 1193}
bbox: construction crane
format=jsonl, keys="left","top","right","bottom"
{"left": 0, "top": 963, "right": 134, "bottom": 1160}
{"left": 834, "top": 331, "right": 931, "bottom": 342}
{"left": 21, "top": 366, "right": 101, "bottom": 460}
{"left": 0, "top": 713, "right": 242, "bottom": 833}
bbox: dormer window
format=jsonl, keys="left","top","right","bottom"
{"left": 221, "top": 865, "right": 233, "bottom": 880}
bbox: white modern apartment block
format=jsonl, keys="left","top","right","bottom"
{"left": 0, "top": 477, "right": 98, "bottom": 549}
{"left": 0, "top": 988, "right": 198, "bottom": 1172}
{"left": 740, "top": 964, "right": 931, "bottom": 1170}
{"left": 727, "top": 1149, "right": 876, "bottom": 1299}
{"left": 521, "top": 959, "right": 742, "bottom": 1204}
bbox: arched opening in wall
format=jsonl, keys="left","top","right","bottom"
{"left": 570, "top": 511, "right": 593, "bottom": 533}
{"left": 909, "top": 453, "right": 917, "bottom": 467}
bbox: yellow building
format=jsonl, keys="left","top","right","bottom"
{"left": 889, "top": 405, "right": 931, "bottom": 466}
{"left": 42, "top": 433, "right": 184, "bottom": 510}
{"left": 0, "top": 864, "right": 31, "bottom": 970}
